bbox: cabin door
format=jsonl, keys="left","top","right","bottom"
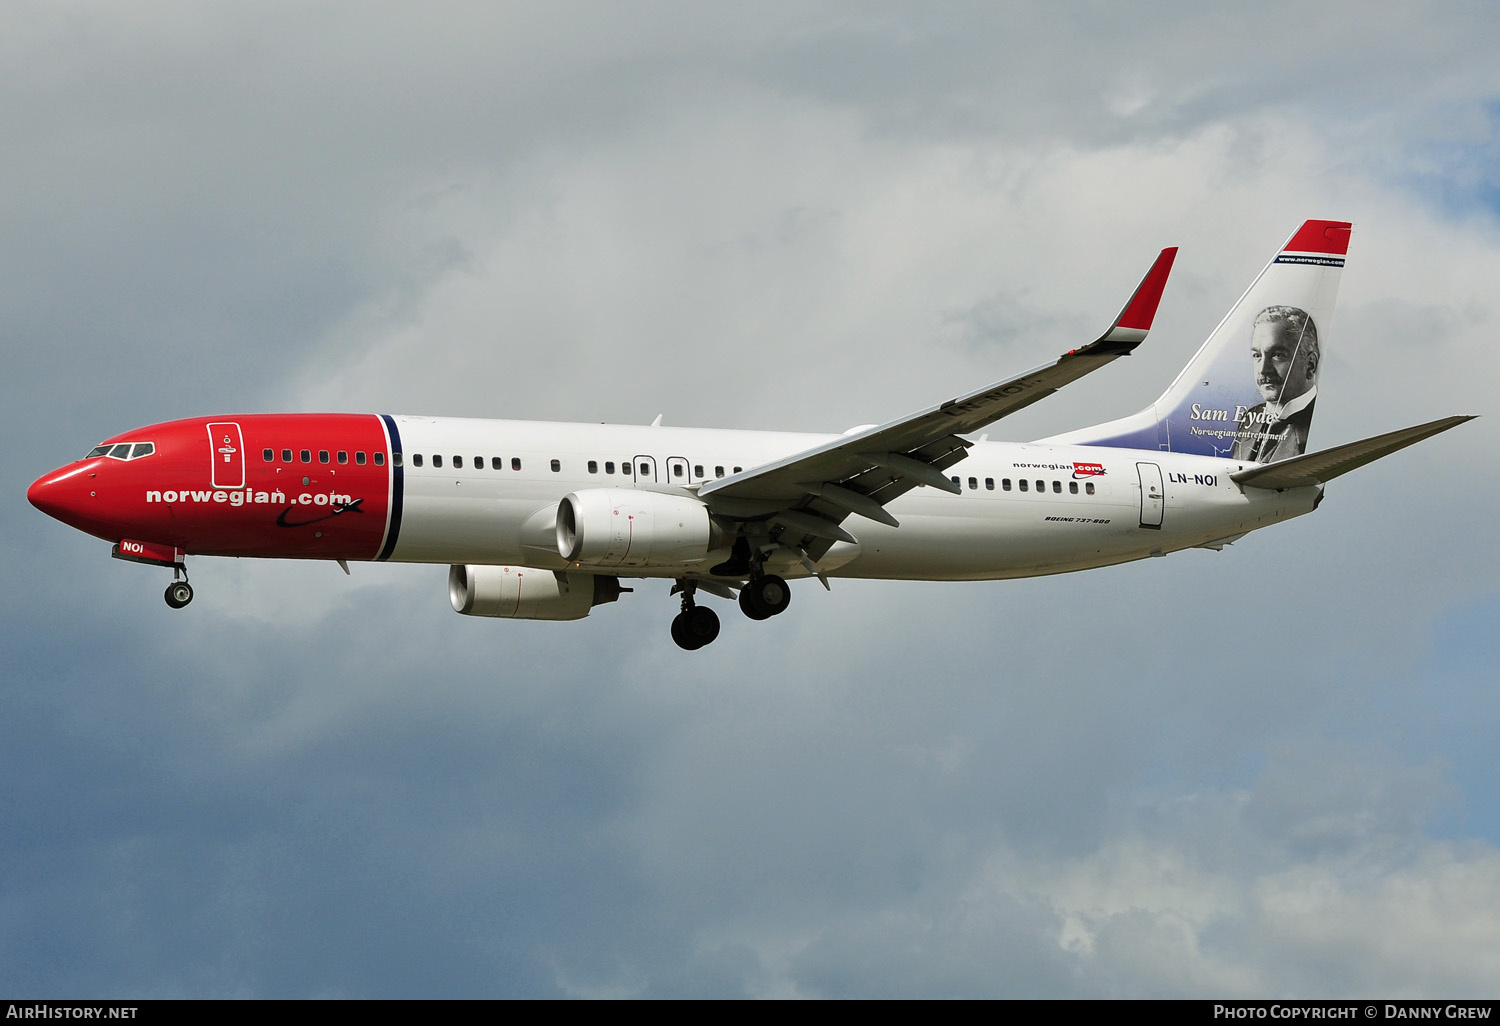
{"left": 1137, "top": 462, "right": 1164, "bottom": 528}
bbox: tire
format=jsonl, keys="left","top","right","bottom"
{"left": 671, "top": 612, "right": 701, "bottom": 650}
{"left": 753, "top": 574, "right": 791, "bottom": 617}
{"left": 164, "top": 581, "right": 194, "bottom": 609}
{"left": 686, "top": 605, "right": 720, "bottom": 647}
{"left": 740, "top": 584, "right": 771, "bottom": 620}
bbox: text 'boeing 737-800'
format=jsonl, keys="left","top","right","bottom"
{"left": 29, "top": 220, "right": 1473, "bottom": 649}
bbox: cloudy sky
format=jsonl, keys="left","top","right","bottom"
{"left": 5, "top": 1, "right": 1499, "bottom": 998}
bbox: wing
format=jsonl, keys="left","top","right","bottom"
{"left": 698, "top": 247, "right": 1178, "bottom": 563}
{"left": 1231, "top": 416, "right": 1475, "bottom": 490}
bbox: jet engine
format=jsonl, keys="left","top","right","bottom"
{"left": 556, "top": 488, "right": 713, "bottom": 568}
{"left": 448, "top": 564, "right": 625, "bottom": 621}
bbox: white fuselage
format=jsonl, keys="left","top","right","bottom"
{"left": 388, "top": 416, "right": 1318, "bottom": 580}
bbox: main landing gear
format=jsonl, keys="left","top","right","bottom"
{"left": 739, "top": 573, "right": 791, "bottom": 621}
{"left": 164, "top": 566, "right": 193, "bottom": 609}
{"left": 669, "top": 572, "right": 793, "bottom": 650}
{"left": 670, "top": 581, "right": 721, "bottom": 651}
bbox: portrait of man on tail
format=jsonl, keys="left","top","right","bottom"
{"left": 1232, "top": 305, "right": 1319, "bottom": 463}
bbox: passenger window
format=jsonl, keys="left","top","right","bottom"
{"left": 672, "top": 463, "right": 684, "bottom": 478}
{"left": 968, "top": 477, "right": 978, "bottom": 491}
{"left": 338, "top": 451, "right": 348, "bottom": 465}
{"left": 356, "top": 451, "right": 366, "bottom": 465}
{"left": 588, "top": 460, "right": 598, "bottom": 474}
{"left": 300, "top": 450, "right": 311, "bottom": 464}
{"left": 638, "top": 462, "right": 650, "bottom": 477}
{"left": 512, "top": 458, "right": 521, "bottom": 471}
{"left": 551, "top": 459, "right": 561, "bottom": 473}
{"left": 433, "top": 455, "right": 443, "bottom": 468}
{"left": 413, "top": 454, "right": 424, "bottom": 468}
{"left": 715, "top": 466, "right": 725, "bottom": 478}
{"left": 605, "top": 462, "right": 615, "bottom": 474}
{"left": 1086, "top": 482, "right": 1095, "bottom": 495}
{"left": 695, "top": 464, "right": 704, "bottom": 478}
{"left": 319, "top": 450, "right": 330, "bottom": 464}
{"left": 1019, "top": 480, "right": 1028, "bottom": 492}
{"left": 453, "top": 456, "right": 463, "bottom": 469}
{"left": 951, "top": 476, "right": 961, "bottom": 490}
{"left": 282, "top": 449, "right": 293, "bottom": 463}
{"left": 733, "top": 467, "right": 742, "bottom": 474}
{"left": 1002, "top": 478, "right": 1012, "bottom": 491}
{"left": 1052, "top": 481, "right": 1061, "bottom": 493}
{"left": 1069, "top": 481, "right": 1078, "bottom": 494}
{"left": 1036, "top": 480, "right": 1044, "bottom": 492}
{"left": 263, "top": 448, "right": 274, "bottom": 462}
{"left": 492, "top": 457, "right": 503, "bottom": 470}
{"left": 985, "top": 478, "right": 994, "bottom": 490}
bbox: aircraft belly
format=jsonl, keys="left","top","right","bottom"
{"left": 829, "top": 481, "right": 1309, "bottom": 581}
{"left": 832, "top": 500, "right": 1140, "bottom": 581}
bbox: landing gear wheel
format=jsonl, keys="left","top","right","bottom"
{"left": 687, "top": 605, "right": 720, "bottom": 647}
{"left": 739, "top": 585, "right": 771, "bottom": 620}
{"left": 755, "top": 574, "right": 791, "bottom": 616}
{"left": 739, "top": 574, "right": 791, "bottom": 620}
{"left": 671, "top": 606, "right": 721, "bottom": 650}
{"left": 164, "top": 581, "right": 194, "bottom": 609}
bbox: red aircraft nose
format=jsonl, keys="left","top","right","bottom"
{"left": 28, "top": 463, "right": 109, "bottom": 536}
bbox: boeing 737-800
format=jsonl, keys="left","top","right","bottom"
{"left": 28, "top": 220, "right": 1472, "bottom": 649}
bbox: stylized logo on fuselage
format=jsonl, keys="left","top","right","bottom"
{"left": 1072, "top": 462, "right": 1106, "bottom": 479}
{"left": 275, "top": 496, "right": 365, "bottom": 528}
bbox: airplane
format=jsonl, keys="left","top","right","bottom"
{"left": 28, "top": 219, "right": 1473, "bottom": 650}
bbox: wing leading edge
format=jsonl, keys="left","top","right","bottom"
{"left": 698, "top": 247, "right": 1178, "bottom": 557}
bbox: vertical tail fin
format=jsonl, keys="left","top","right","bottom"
{"left": 1045, "top": 220, "right": 1350, "bottom": 462}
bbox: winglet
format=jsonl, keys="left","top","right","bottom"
{"left": 1094, "top": 247, "right": 1178, "bottom": 350}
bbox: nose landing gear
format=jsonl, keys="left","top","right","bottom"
{"left": 164, "top": 567, "right": 193, "bottom": 609}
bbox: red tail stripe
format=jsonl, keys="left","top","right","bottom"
{"left": 1283, "top": 220, "right": 1352, "bottom": 256}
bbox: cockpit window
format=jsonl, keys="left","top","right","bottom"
{"left": 87, "top": 441, "right": 157, "bottom": 461}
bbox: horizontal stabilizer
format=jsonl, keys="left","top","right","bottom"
{"left": 1231, "top": 416, "right": 1475, "bottom": 490}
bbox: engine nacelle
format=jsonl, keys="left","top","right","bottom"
{"left": 448, "top": 564, "right": 624, "bottom": 621}
{"left": 556, "top": 488, "right": 712, "bottom": 568}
